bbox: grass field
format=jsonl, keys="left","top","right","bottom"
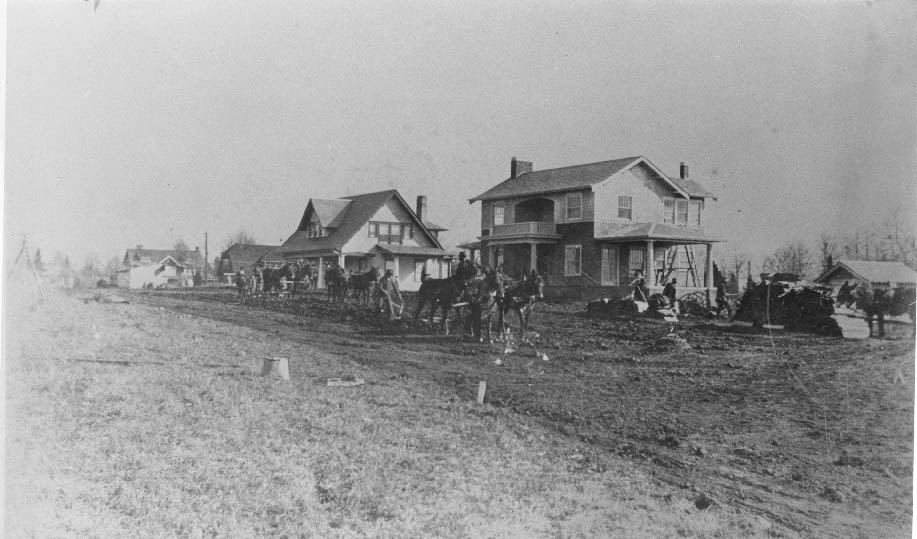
{"left": 4, "top": 288, "right": 912, "bottom": 537}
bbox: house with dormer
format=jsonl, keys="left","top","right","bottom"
{"left": 273, "top": 190, "right": 452, "bottom": 291}
{"left": 117, "top": 245, "right": 204, "bottom": 289}
{"left": 470, "top": 156, "right": 721, "bottom": 299}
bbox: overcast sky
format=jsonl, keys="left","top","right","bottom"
{"left": 5, "top": 0, "right": 916, "bottom": 268}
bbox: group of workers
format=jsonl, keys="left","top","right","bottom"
{"left": 627, "top": 269, "right": 732, "bottom": 318}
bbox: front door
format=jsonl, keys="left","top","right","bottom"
{"left": 601, "top": 245, "right": 618, "bottom": 285}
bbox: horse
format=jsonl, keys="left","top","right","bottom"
{"left": 349, "top": 267, "right": 380, "bottom": 305}
{"left": 299, "top": 262, "right": 317, "bottom": 292}
{"left": 413, "top": 264, "right": 481, "bottom": 334}
{"left": 498, "top": 271, "right": 545, "bottom": 341}
{"left": 324, "top": 264, "right": 348, "bottom": 303}
{"left": 260, "top": 264, "right": 297, "bottom": 298}
{"left": 835, "top": 280, "right": 858, "bottom": 309}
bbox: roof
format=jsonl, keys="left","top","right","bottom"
{"left": 469, "top": 156, "right": 718, "bottom": 203}
{"left": 594, "top": 222, "right": 723, "bottom": 243}
{"left": 815, "top": 259, "right": 917, "bottom": 285}
{"left": 376, "top": 245, "right": 451, "bottom": 257}
{"left": 124, "top": 248, "right": 203, "bottom": 268}
{"left": 667, "top": 176, "right": 718, "bottom": 200}
{"left": 310, "top": 199, "right": 351, "bottom": 228}
{"left": 279, "top": 190, "right": 445, "bottom": 255}
{"left": 220, "top": 243, "right": 276, "bottom": 262}
{"left": 470, "top": 157, "right": 641, "bottom": 202}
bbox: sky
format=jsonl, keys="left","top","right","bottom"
{"left": 4, "top": 0, "right": 916, "bottom": 270}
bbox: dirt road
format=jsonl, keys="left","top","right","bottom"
{"left": 136, "top": 288, "right": 914, "bottom": 538}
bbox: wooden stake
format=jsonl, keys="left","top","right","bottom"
{"left": 477, "top": 381, "right": 487, "bottom": 404}
{"left": 261, "top": 357, "right": 290, "bottom": 380}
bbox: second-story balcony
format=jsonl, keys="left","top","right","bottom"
{"left": 483, "top": 221, "right": 561, "bottom": 242}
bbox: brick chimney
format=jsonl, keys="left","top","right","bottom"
{"left": 136, "top": 244, "right": 143, "bottom": 250}
{"left": 680, "top": 162, "right": 689, "bottom": 179}
{"left": 511, "top": 157, "right": 533, "bottom": 178}
{"left": 416, "top": 195, "right": 427, "bottom": 222}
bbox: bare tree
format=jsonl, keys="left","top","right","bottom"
{"left": 173, "top": 239, "right": 190, "bottom": 263}
{"left": 726, "top": 249, "right": 750, "bottom": 293}
{"left": 818, "top": 232, "right": 838, "bottom": 274}
{"left": 222, "top": 230, "right": 257, "bottom": 251}
{"left": 763, "top": 240, "right": 812, "bottom": 279}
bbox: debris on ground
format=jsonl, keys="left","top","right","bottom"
{"left": 734, "top": 274, "right": 841, "bottom": 335}
{"left": 327, "top": 375, "right": 365, "bottom": 387}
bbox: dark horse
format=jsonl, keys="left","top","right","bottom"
{"left": 324, "top": 264, "right": 348, "bottom": 303}
{"left": 259, "top": 264, "right": 297, "bottom": 298}
{"left": 413, "top": 263, "right": 480, "bottom": 334}
{"left": 498, "top": 271, "right": 545, "bottom": 341}
{"left": 837, "top": 281, "right": 917, "bottom": 337}
{"left": 349, "top": 267, "right": 380, "bottom": 305}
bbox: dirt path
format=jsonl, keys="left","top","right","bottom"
{"left": 138, "top": 289, "right": 914, "bottom": 537}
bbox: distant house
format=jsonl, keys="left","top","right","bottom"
{"left": 470, "top": 156, "right": 720, "bottom": 299}
{"left": 814, "top": 259, "right": 917, "bottom": 291}
{"left": 216, "top": 243, "right": 277, "bottom": 283}
{"left": 273, "top": 190, "right": 452, "bottom": 291}
{"left": 117, "top": 245, "right": 204, "bottom": 289}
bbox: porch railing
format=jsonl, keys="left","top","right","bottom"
{"left": 490, "top": 222, "right": 557, "bottom": 237}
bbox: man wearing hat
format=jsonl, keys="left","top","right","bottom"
{"left": 377, "top": 268, "right": 403, "bottom": 320}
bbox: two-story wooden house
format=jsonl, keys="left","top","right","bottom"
{"left": 470, "top": 156, "right": 720, "bottom": 299}
{"left": 273, "top": 189, "right": 452, "bottom": 291}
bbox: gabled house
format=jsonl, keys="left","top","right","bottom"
{"left": 117, "top": 245, "right": 204, "bottom": 288}
{"left": 814, "top": 259, "right": 917, "bottom": 291}
{"left": 470, "top": 156, "right": 720, "bottom": 299}
{"left": 274, "top": 190, "right": 452, "bottom": 291}
{"left": 216, "top": 243, "right": 277, "bottom": 283}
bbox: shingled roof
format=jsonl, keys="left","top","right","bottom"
{"left": 816, "top": 259, "right": 917, "bottom": 286}
{"left": 279, "top": 190, "right": 445, "bottom": 255}
{"left": 123, "top": 247, "right": 204, "bottom": 268}
{"left": 470, "top": 156, "right": 717, "bottom": 202}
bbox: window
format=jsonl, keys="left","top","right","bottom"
{"left": 493, "top": 202, "right": 505, "bottom": 226}
{"left": 404, "top": 223, "right": 413, "bottom": 240}
{"left": 664, "top": 198, "right": 675, "bottom": 224}
{"left": 369, "top": 221, "right": 406, "bottom": 244}
{"left": 689, "top": 200, "right": 702, "bottom": 226}
{"left": 677, "top": 200, "right": 688, "bottom": 226}
{"left": 566, "top": 194, "right": 583, "bottom": 220}
{"left": 307, "top": 222, "right": 322, "bottom": 238}
{"left": 564, "top": 245, "right": 582, "bottom": 276}
{"left": 618, "top": 196, "right": 633, "bottom": 220}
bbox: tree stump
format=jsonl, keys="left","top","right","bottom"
{"left": 261, "top": 357, "right": 290, "bottom": 380}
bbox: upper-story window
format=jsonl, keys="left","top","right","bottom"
{"left": 306, "top": 222, "right": 323, "bottom": 238}
{"left": 368, "top": 221, "right": 408, "bottom": 244}
{"left": 676, "top": 200, "right": 688, "bottom": 226}
{"left": 664, "top": 198, "right": 675, "bottom": 224}
{"left": 493, "top": 202, "right": 505, "bottom": 226}
{"left": 566, "top": 193, "right": 582, "bottom": 220}
{"left": 618, "top": 196, "right": 633, "bottom": 220}
{"left": 689, "top": 200, "right": 702, "bottom": 226}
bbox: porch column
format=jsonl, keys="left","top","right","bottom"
{"left": 318, "top": 256, "right": 325, "bottom": 289}
{"left": 393, "top": 256, "right": 400, "bottom": 284}
{"left": 337, "top": 253, "right": 345, "bottom": 268}
{"left": 529, "top": 241, "right": 538, "bottom": 275}
{"left": 646, "top": 240, "right": 655, "bottom": 288}
{"left": 705, "top": 243, "right": 714, "bottom": 307}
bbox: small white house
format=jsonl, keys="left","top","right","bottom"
{"left": 814, "top": 259, "right": 917, "bottom": 291}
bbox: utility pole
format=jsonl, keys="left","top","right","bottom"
{"left": 204, "top": 232, "right": 209, "bottom": 282}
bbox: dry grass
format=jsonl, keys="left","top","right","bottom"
{"left": 5, "top": 291, "right": 785, "bottom": 538}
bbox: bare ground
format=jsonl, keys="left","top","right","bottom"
{"left": 131, "top": 287, "right": 915, "bottom": 538}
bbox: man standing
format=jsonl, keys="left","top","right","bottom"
{"left": 663, "top": 278, "right": 678, "bottom": 312}
{"left": 629, "top": 270, "right": 649, "bottom": 302}
{"left": 378, "top": 269, "right": 403, "bottom": 320}
{"left": 715, "top": 279, "right": 732, "bottom": 319}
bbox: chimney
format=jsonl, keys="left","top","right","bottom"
{"left": 511, "top": 157, "right": 533, "bottom": 178}
{"left": 680, "top": 162, "right": 689, "bottom": 179}
{"left": 136, "top": 244, "right": 143, "bottom": 250}
{"left": 416, "top": 195, "right": 427, "bottom": 223}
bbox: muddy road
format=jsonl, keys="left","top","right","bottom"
{"left": 136, "top": 288, "right": 914, "bottom": 538}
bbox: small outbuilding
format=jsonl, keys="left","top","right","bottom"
{"left": 814, "top": 259, "right": 917, "bottom": 291}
